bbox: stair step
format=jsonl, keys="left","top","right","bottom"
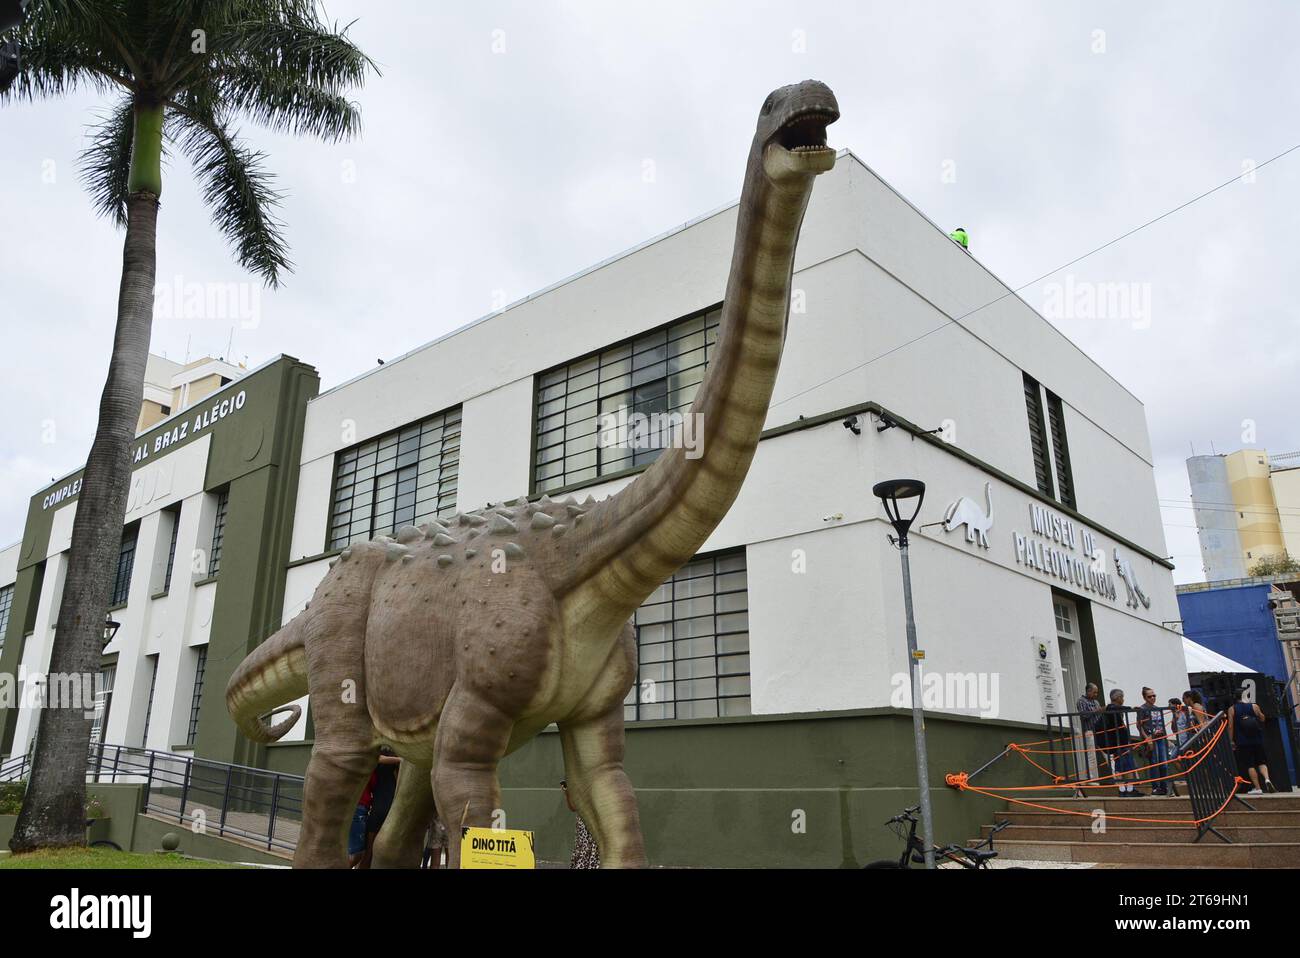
{"left": 978, "top": 824, "right": 1300, "bottom": 844}
{"left": 994, "top": 839, "right": 1300, "bottom": 868}
{"left": 997, "top": 809, "right": 1300, "bottom": 828}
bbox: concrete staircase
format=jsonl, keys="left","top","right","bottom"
{"left": 977, "top": 791, "right": 1300, "bottom": 868}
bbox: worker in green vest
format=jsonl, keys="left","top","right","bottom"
{"left": 949, "top": 226, "right": 969, "bottom": 251}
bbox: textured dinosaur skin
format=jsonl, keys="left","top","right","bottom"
{"left": 225, "top": 80, "right": 839, "bottom": 868}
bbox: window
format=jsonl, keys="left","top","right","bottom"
{"left": 186, "top": 645, "right": 208, "bottom": 746}
{"left": 533, "top": 307, "right": 721, "bottom": 493}
{"left": 1045, "top": 390, "right": 1076, "bottom": 510}
{"left": 111, "top": 524, "right": 139, "bottom": 606}
{"left": 89, "top": 665, "right": 116, "bottom": 746}
{"left": 624, "top": 549, "right": 750, "bottom": 721}
{"left": 208, "top": 490, "right": 229, "bottom": 576}
{"left": 328, "top": 407, "right": 462, "bottom": 550}
{"left": 0, "top": 584, "right": 12, "bottom": 654}
{"left": 1024, "top": 373, "right": 1076, "bottom": 509}
{"left": 1023, "top": 373, "right": 1053, "bottom": 498}
{"left": 162, "top": 506, "right": 181, "bottom": 592}
{"left": 141, "top": 654, "right": 159, "bottom": 748}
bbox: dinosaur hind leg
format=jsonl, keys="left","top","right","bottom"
{"left": 558, "top": 701, "right": 647, "bottom": 868}
{"left": 295, "top": 745, "right": 377, "bottom": 868}
{"left": 371, "top": 760, "right": 434, "bottom": 869}
{"left": 431, "top": 684, "right": 513, "bottom": 868}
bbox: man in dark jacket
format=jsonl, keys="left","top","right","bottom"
{"left": 1096, "top": 689, "right": 1143, "bottom": 796}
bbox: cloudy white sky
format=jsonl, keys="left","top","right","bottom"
{"left": 1, "top": 1, "right": 1297, "bottom": 583}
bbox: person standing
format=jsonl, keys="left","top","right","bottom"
{"left": 1136, "top": 687, "right": 1170, "bottom": 796}
{"left": 1097, "top": 689, "right": 1142, "bottom": 796}
{"left": 1229, "top": 690, "right": 1275, "bottom": 794}
{"left": 349, "top": 770, "right": 376, "bottom": 869}
{"left": 948, "top": 226, "right": 969, "bottom": 251}
{"left": 1075, "top": 683, "right": 1103, "bottom": 790}
{"left": 359, "top": 748, "right": 401, "bottom": 869}
{"left": 561, "top": 779, "right": 600, "bottom": 869}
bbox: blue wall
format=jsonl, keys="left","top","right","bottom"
{"left": 1178, "top": 584, "right": 1288, "bottom": 683}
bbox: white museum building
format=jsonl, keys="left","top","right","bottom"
{"left": 274, "top": 149, "right": 1188, "bottom": 737}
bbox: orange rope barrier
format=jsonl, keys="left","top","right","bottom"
{"left": 945, "top": 717, "right": 1242, "bottom": 826}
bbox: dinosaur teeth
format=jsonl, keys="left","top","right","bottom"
{"left": 458, "top": 513, "right": 486, "bottom": 527}
{"left": 385, "top": 543, "right": 410, "bottom": 561}
{"left": 552, "top": 524, "right": 568, "bottom": 538}
{"left": 565, "top": 504, "right": 585, "bottom": 518}
{"left": 465, "top": 548, "right": 477, "bottom": 558}
{"left": 504, "top": 542, "right": 526, "bottom": 559}
{"left": 432, "top": 533, "right": 456, "bottom": 547}
{"left": 436, "top": 554, "right": 454, "bottom": 568}
{"left": 396, "top": 525, "right": 422, "bottom": 544}
{"left": 530, "top": 512, "right": 557, "bottom": 531}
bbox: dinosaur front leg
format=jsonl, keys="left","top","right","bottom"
{"left": 432, "top": 685, "right": 513, "bottom": 868}
{"left": 296, "top": 745, "right": 377, "bottom": 868}
{"left": 370, "top": 760, "right": 434, "bottom": 869}
{"left": 559, "top": 703, "right": 647, "bottom": 868}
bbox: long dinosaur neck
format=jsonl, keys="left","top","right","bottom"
{"left": 557, "top": 145, "right": 819, "bottom": 632}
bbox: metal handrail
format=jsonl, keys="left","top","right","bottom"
{"left": 2, "top": 742, "right": 305, "bottom": 853}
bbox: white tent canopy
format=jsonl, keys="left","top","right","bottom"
{"left": 1182, "top": 636, "right": 1255, "bottom": 674}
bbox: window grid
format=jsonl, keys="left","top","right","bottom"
{"left": 89, "top": 665, "right": 115, "bottom": 746}
{"left": 111, "top": 525, "right": 138, "bottom": 607}
{"left": 141, "top": 654, "right": 159, "bottom": 747}
{"left": 624, "top": 549, "right": 750, "bottom": 722}
{"left": 1045, "top": 390, "right": 1076, "bottom": 510}
{"left": 0, "top": 584, "right": 12, "bottom": 654}
{"left": 533, "top": 307, "right": 721, "bottom": 493}
{"left": 328, "top": 407, "right": 462, "bottom": 550}
{"left": 186, "top": 646, "right": 208, "bottom": 746}
{"left": 208, "top": 491, "right": 229, "bottom": 576}
{"left": 1023, "top": 373, "right": 1053, "bottom": 498}
{"left": 162, "top": 507, "right": 180, "bottom": 592}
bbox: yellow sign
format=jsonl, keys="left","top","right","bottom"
{"left": 459, "top": 827, "right": 536, "bottom": 869}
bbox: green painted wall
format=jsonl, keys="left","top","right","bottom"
{"left": 261, "top": 708, "right": 1042, "bottom": 867}
{"left": 0, "top": 356, "right": 319, "bottom": 764}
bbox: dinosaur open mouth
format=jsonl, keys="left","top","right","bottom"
{"left": 776, "top": 109, "right": 837, "bottom": 155}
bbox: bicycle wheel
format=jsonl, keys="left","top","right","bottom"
{"left": 90, "top": 840, "right": 123, "bottom": 851}
{"left": 862, "top": 860, "right": 903, "bottom": 869}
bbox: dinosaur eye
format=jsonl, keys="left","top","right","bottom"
{"left": 761, "top": 95, "right": 774, "bottom": 115}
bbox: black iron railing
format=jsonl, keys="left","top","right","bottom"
{"left": 0, "top": 743, "right": 304, "bottom": 853}
{"left": 1182, "top": 711, "right": 1254, "bottom": 843}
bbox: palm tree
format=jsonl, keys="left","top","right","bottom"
{"left": 3, "top": 0, "right": 374, "bottom": 852}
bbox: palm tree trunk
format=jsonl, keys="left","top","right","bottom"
{"left": 8, "top": 191, "right": 158, "bottom": 853}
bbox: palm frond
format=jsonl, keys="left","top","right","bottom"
{"left": 170, "top": 95, "right": 291, "bottom": 286}
{"left": 0, "top": 0, "right": 135, "bottom": 103}
{"left": 214, "top": 63, "right": 361, "bottom": 140}
{"left": 77, "top": 94, "right": 136, "bottom": 226}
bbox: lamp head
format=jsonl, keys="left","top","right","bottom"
{"left": 873, "top": 478, "right": 926, "bottom": 543}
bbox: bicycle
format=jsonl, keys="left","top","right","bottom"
{"left": 862, "top": 805, "right": 1019, "bottom": 869}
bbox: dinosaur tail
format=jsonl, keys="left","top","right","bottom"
{"left": 225, "top": 615, "right": 309, "bottom": 744}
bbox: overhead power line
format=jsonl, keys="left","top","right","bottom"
{"left": 770, "top": 140, "right": 1300, "bottom": 411}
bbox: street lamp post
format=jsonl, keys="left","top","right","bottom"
{"left": 872, "top": 478, "right": 935, "bottom": 870}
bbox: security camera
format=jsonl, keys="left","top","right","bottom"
{"left": 842, "top": 415, "right": 860, "bottom": 436}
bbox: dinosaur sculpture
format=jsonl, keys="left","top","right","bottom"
{"left": 943, "top": 482, "right": 993, "bottom": 548}
{"left": 225, "top": 80, "right": 840, "bottom": 868}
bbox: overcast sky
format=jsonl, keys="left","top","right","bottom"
{"left": 2, "top": 1, "right": 1297, "bottom": 583}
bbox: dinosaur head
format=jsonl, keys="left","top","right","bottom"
{"left": 754, "top": 80, "right": 840, "bottom": 182}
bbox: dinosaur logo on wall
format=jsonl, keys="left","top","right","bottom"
{"left": 942, "top": 482, "right": 993, "bottom": 549}
{"left": 1113, "top": 548, "right": 1151, "bottom": 609}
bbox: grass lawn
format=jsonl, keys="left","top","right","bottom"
{"left": 0, "top": 847, "right": 251, "bottom": 869}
